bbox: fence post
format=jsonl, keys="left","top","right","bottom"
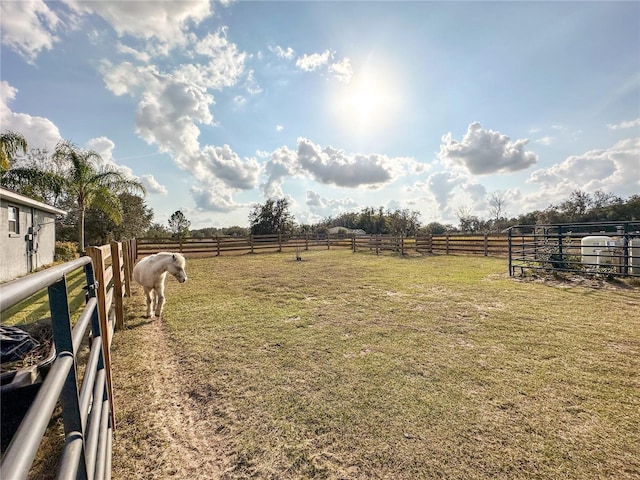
{"left": 507, "top": 228, "right": 513, "bottom": 276}
{"left": 278, "top": 233, "right": 282, "bottom": 252}
{"left": 305, "top": 232, "right": 309, "bottom": 251}
{"left": 110, "top": 241, "right": 125, "bottom": 330}
{"left": 86, "top": 246, "right": 116, "bottom": 430}
{"left": 401, "top": 234, "right": 405, "bottom": 256}
{"left": 327, "top": 234, "right": 330, "bottom": 250}
{"left": 49, "top": 276, "right": 89, "bottom": 480}
{"left": 216, "top": 236, "right": 220, "bottom": 256}
{"left": 446, "top": 235, "right": 450, "bottom": 255}
{"left": 250, "top": 235, "right": 254, "bottom": 254}
{"left": 484, "top": 233, "right": 489, "bottom": 256}
{"left": 122, "top": 240, "right": 132, "bottom": 297}
{"left": 352, "top": 235, "right": 356, "bottom": 253}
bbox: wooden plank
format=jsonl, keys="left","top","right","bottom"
{"left": 86, "top": 245, "right": 116, "bottom": 430}
{"left": 110, "top": 242, "right": 125, "bottom": 330}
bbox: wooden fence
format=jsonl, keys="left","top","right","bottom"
{"left": 1, "top": 239, "right": 136, "bottom": 479}
{"left": 136, "top": 233, "right": 510, "bottom": 259}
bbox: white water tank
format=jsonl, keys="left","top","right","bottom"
{"left": 581, "top": 235, "right": 616, "bottom": 267}
{"left": 630, "top": 238, "right": 640, "bottom": 274}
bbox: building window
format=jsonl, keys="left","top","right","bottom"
{"left": 8, "top": 206, "right": 19, "bottom": 234}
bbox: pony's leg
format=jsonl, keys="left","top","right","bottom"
{"left": 143, "top": 286, "right": 153, "bottom": 318}
{"left": 155, "top": 282, "right": 166, "bottom": 318}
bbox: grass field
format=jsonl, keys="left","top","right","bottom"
{"left": 111, "top": 250, "right": 640, "bottom": 479}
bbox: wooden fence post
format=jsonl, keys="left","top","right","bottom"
{"left": 216, "top": 236, "right": 221, "bottom": 256}
{"left": 110, "top": 242, "right": 125, "bottom": 330}
{"left": 484, "top": 233, "right": 489, "bottom": 256}
{"left": 305, "top": 233, "right": 309, "bottom": 251}
{"left": 86, "top": 246, "right": 116, "bottom": 429}
{"left": 122, "top": 241, "right": 131, "bottom": 298}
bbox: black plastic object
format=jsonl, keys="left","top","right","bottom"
{"left": 0, "top": 326, "right": 39, "bottom": 363}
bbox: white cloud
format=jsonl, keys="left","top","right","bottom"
{"left": 0, "top": 81, "right": 61, "bottom": 149}
{"left": 306, "top": 190, "right": 358, "bottom": 217}
{"left": 296, "top": 138, "right": 406, "bottom": 188}
{"left": 65, "top": 0, "right": 212, "bottom": 49}
{"left": 261, "top": 145, "right": 299, "bottom": 198}
{"left": 608, "top": 118, "right": 640, "bottom": 130}
{"left": 535, "top": 136, "right": 554, "bottom": 146}
{"left": 140, "top": 174, "right": 168, "bottom": 195}
{"left": 425, "top": 171, "right": 466, "bottom": 212}
{"left": 296, "top": 50, "right": 332, "bottom": 71}
{"left": 101, "top": 61, "right": 216, "bottom": 156}
{"left": 276, "top": 125, "right": 284, "bottom": 132}
{"left": 269, "top": 45, "right": 295, "bottom": 60}
{"left": 329, "top": 58, "right": 353, "bottom": 84}
{"left": 527, "top": 137, "right": 640, "bottom": 199}
{"left": 198, "top": 145, "right": 260, "bottom": 190}
{"left": 261, "top": 138, "right": 418, "bottom": 197}
{"left": 178, "top": 28, "right": 247, "bottom": 90}
{"left": 0, "top": 0, "right": 60, "bottom": 62}
{"left": 439, "top": 122, "right": 538, "bottom": 175}
{"left": 116, "top": 43, "right": 151, "bottom": 63}
{"left": 190, "top": 184, "right": 246, "bottom": 213}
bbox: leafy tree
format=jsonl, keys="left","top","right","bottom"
{"left": 168, "top": 210, "right": 191, "bottom": 238}
{"left": 222, "top": 226, "right": 249, "bottom": 236}
{"left": 558, "top": 190, "right": 591, "bottom": 221}
{"left": 54, "top": 141, "right": 145, "bottom": 251}
{"left": 3, "top": 140, "right": 145, "bottom": 251}
{"left": 387, "top": 208, "right": 421, "bottom": 236}
{"left": 84, "top": 193, "right": 153, "bottom": 245}
{"left": 422, "top": 222, "right": 452, "bottom": 234}
{"left": 146, "top": 223, "right": 171, "bottom": 238}
{"left": 249, "top": 198, "right": 295, "bottom": 235}
{"left": 190, "top": 227, "right": 220, "bottom": 238}
{"left": 0, "top": 130, "right": 28, "bottom": 171}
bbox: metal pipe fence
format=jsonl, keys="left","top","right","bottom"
{"left": 507, "top": 221, "right": 640, "bottom": 278}
{"left": 0, "top": 239, "right": 134, "bottom": 479}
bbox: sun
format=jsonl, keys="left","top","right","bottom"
{"left": 333, "top": 67, "right": 401, "bottom": 136}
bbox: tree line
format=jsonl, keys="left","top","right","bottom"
{"left": 2, "top": 130, "right": 638, "bottom": 251}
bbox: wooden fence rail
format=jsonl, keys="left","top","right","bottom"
{"left": 136, "top": 233, "right": 510, "bottom": 259}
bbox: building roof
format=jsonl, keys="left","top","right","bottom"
{"left": 0, "top": 187, "right": 67, "bottom": 216}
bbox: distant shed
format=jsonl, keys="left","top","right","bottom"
{"left": 0, "top": 187, "right": 67, "bottom": 282}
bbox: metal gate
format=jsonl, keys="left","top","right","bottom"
{"left": 1, "top": 257, "right": 114, "bottom": 479}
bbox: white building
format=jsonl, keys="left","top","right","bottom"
{"left": 1, "top": 187, "right": 67, "bottom": 282}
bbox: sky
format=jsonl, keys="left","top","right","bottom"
{"left": 1, "top": 0, "right": 639, "bottom": 230}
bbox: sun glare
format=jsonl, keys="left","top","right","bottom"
{"left": 334, "top": 67, "right": 401, "bottom": 136}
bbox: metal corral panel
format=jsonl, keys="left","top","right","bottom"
{"left": 630, "top": 238, "right": 640, "bottom": 274}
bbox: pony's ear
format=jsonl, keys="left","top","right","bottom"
{"left": 172, "top": 254, "right": 176, "bottom": 260}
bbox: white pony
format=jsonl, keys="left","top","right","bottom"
{"left": 133, "top": 252, "right": 188, "bottom": 318}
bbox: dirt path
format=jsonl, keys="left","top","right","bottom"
{"left": 110, "top": 317, "right": 229, "bottom": 479}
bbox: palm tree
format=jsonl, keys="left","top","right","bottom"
{"left": 2, "top": 140, "right": 146, "bottom": 252}
{"left": 52, "top": 141, "right": 146, "bottom": 252}
{"left": 0, "top": 131, "right": 28, "bottom": 171}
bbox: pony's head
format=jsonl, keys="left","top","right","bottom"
{"left": 168, "top": 253, "right": 188, "bottom": 283}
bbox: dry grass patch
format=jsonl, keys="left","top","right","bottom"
{"left": 112, "top": 250, "right": 640, "bottom": 479}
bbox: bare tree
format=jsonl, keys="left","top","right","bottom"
{"left": 488, "top": 191, "right": 507, "bottom": 224}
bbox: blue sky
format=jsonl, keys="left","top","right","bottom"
{"left": 1, "top": 1, "right": 639, "bottom": 229}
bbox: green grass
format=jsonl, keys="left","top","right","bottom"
{"left": 113, "top": 250, "right": 640, "bottom": 479}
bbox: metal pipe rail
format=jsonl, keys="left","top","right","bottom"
{"left": 0, "top": 257, "right": 114, "bottom": 480}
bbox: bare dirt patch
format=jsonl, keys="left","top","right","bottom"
{"left": 111, "top": 317, "right": 230, "bottom": 479}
